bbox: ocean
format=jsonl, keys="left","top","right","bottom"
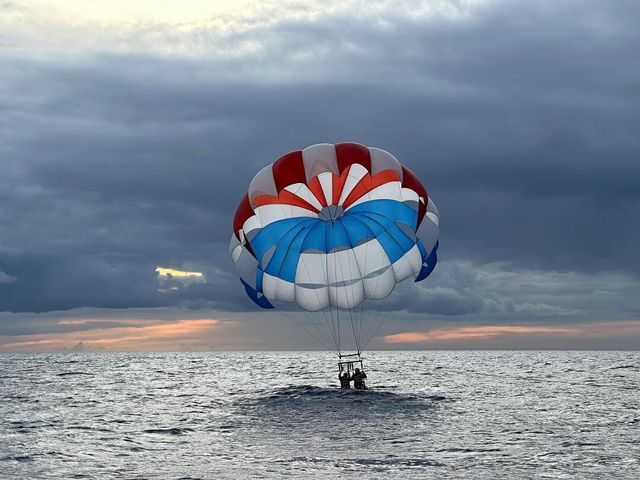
{"left": 1, "top": 351, "right": 638, "bottom": 479}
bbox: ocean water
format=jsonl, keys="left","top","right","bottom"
{"left": 0, "top": 351, "right": 638, "bottom": 479}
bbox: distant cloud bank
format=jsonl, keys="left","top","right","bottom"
{"left": 1, "top": 0, "right": 639, "bottom": 349}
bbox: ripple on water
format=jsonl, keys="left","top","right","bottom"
{"left": 142, "top": 427, "right": 193, "bottom": 435}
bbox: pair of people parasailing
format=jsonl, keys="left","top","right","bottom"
{"left": 339, "top": 368, "right": 367, "bottom": 390}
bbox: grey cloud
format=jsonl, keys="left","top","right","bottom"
{"left": 0, "top": 270, "right": 16, "bottom": 283}
{"left": 378, "top": 260, "right": 639, "bottom": 321}
{"left": 0, "top": 0, "right": 639, "bottom": 320}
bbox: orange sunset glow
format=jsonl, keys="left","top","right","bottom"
{"left": 383, "top": 321, "right": 640, "bottom": 345}
{"left": 0, "top": 318, "right": 220, "bottom": 352}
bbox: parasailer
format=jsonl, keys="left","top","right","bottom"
{"left": 353, "top": 368, "right": 367, "bottom": 390}
{"left": 229, "top": 142, "right": 440, "bottom": 386}
{"left": 339, "top": 370, "right": 351, "bottom": 389}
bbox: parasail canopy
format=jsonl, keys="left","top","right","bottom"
{"left": 230, "top": 142, "right": 439, "bottom": 353}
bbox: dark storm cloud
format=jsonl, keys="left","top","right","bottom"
{"left": 1, "top": 0, "right": 639, "bottom": 319}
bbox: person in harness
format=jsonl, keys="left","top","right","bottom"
{"left": 353, "top": 368, "right": 367, "bottom": 390}
{"left": 339, "top": 370, "right": 352, "bottom": 389}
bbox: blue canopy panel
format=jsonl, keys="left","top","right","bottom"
{"left": 347, "top": 200, "right": 418, "bottom": 229}
{"left": 240, "top": 277, "right": 273, "bottom": 309}
{"left": 415, "top": 240, "right": 438, "bottom": 282}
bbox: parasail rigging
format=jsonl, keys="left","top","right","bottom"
{"left": 230, "top": 143, "right": 440, "bottom": 369}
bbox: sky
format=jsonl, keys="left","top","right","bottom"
{"left": 1, "top": 0, "right": 639, "bottom": 352}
